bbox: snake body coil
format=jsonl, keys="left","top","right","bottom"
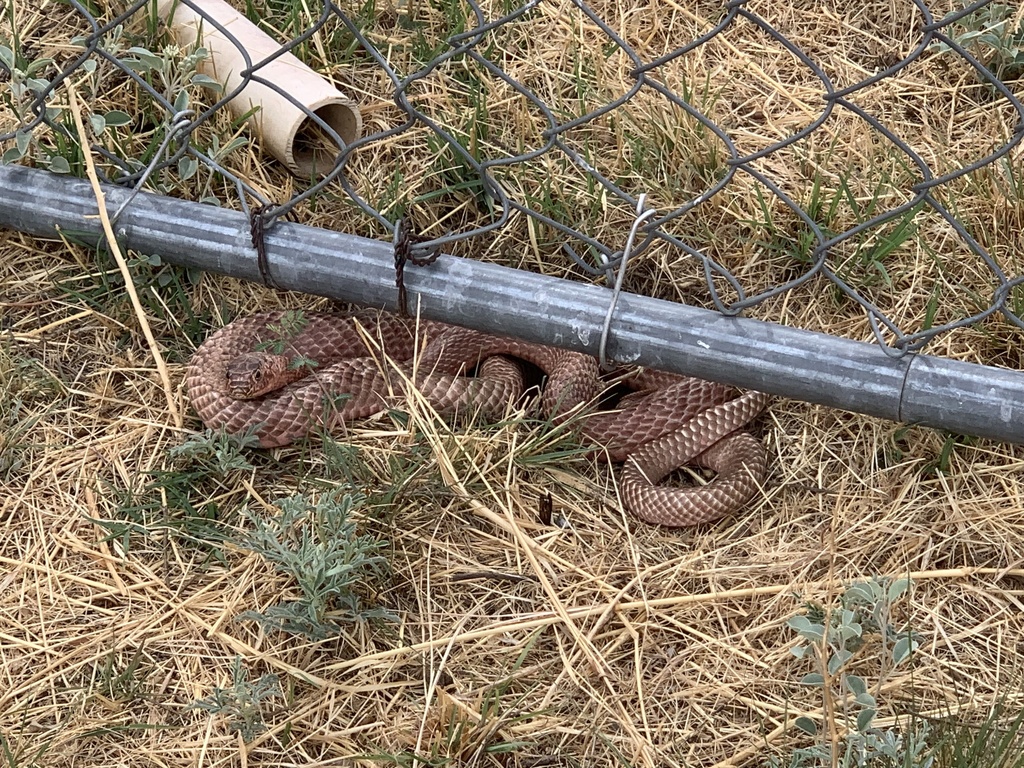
{"left": 186, "top": 311, "right": 768, "bottom": 526}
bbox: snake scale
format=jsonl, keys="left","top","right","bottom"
{"left": 186, "top": 311, "right": 769, "bottom": 526}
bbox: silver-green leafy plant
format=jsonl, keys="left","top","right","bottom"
{"left": 0, "top": 40, "right": 69, "bottom": 172}
{"left": 932, "top": 3, "right": 1024, "bottom": 81}
{"left": 189, "top": 656, "right": 282, "bottom": 743}
{"left": 236, "top": 492, "right": 395, "bottom": 639}
{"left": 777, "top": 577, "right": 926, "bottom": 768}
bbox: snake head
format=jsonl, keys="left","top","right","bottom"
{"left": 225, "top": 352, "right": 296, "bottom": 399}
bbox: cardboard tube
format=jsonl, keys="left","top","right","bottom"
{"left": 158, "top": 0, "right": 361, "bottom": 177}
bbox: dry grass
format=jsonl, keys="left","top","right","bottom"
{"left": 3, "top": 0, "right": 1024, "bottom": 766}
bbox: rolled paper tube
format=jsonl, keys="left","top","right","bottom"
{"left": 157, "top": 0, "right": 361, "bottom": 178}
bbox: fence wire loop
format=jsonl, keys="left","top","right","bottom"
{"left": 393, "top": 218, "right": 442, "bottom": 316}
{"left": 110, "top": 109, "right": 195, "bottom": 226}
{"left": 599, "top": 194, "right": 657, "bottom": 372}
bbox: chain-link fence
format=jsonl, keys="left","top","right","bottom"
{"left": 1, "top": 0, "right": 1023, "bottom": 438}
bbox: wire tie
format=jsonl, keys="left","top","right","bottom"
{"left": 393, "top": 218, "right": 441, "bottom": 317}
{"left": 598, "top": 194, "right": 657, "bottom": 371}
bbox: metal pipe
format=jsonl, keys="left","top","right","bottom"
{"left": 1, "top": 164, "right": 1021, "bottom": 442}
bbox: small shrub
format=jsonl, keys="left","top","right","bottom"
{"left": 189, "top": 656, "right": 282, "bottom": 743}
{"left": 932, "top": 3, "right": 1024, "bottom": 82}
{"left": 775, "top": 577, "right": 926, "bottom": 768}
{"left": 236, "top": 491, "right": 395, "bottom": 639}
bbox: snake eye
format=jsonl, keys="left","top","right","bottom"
{"left": 252, "top": 370, "right": 262, "bottom": 381}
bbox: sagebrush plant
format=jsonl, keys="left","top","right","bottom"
{"left": 0, "top": 40, "right": 75, "bottom": 173}
{"left": 776, "top": 577, "right": 925, "bottom": 768}
{"left": 256, "top": 309, "right": 323, "bottom": 372}
{"left": 83, "top": 30, "right": 252, "bottom": 203}
{"left": 188, "top": 656, "right": 282, "bottom": 743}
{"left": 167, "top": 426, "right": 262, "bottom": 474}
{"left": 1, "top": 20, "right": 132, "bottom": 172}
{"left": 1, "top": 14, "right": 242, "bottom": 199}
{"left": 932, "top": 3, "right": 1024, "bottom": 81}
{"left": 235, "top": 491, "right": 395, "bottom": 639}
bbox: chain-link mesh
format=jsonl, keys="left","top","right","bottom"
{"left": 1, "top": 0, "right": 1022, "bottom": 358}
